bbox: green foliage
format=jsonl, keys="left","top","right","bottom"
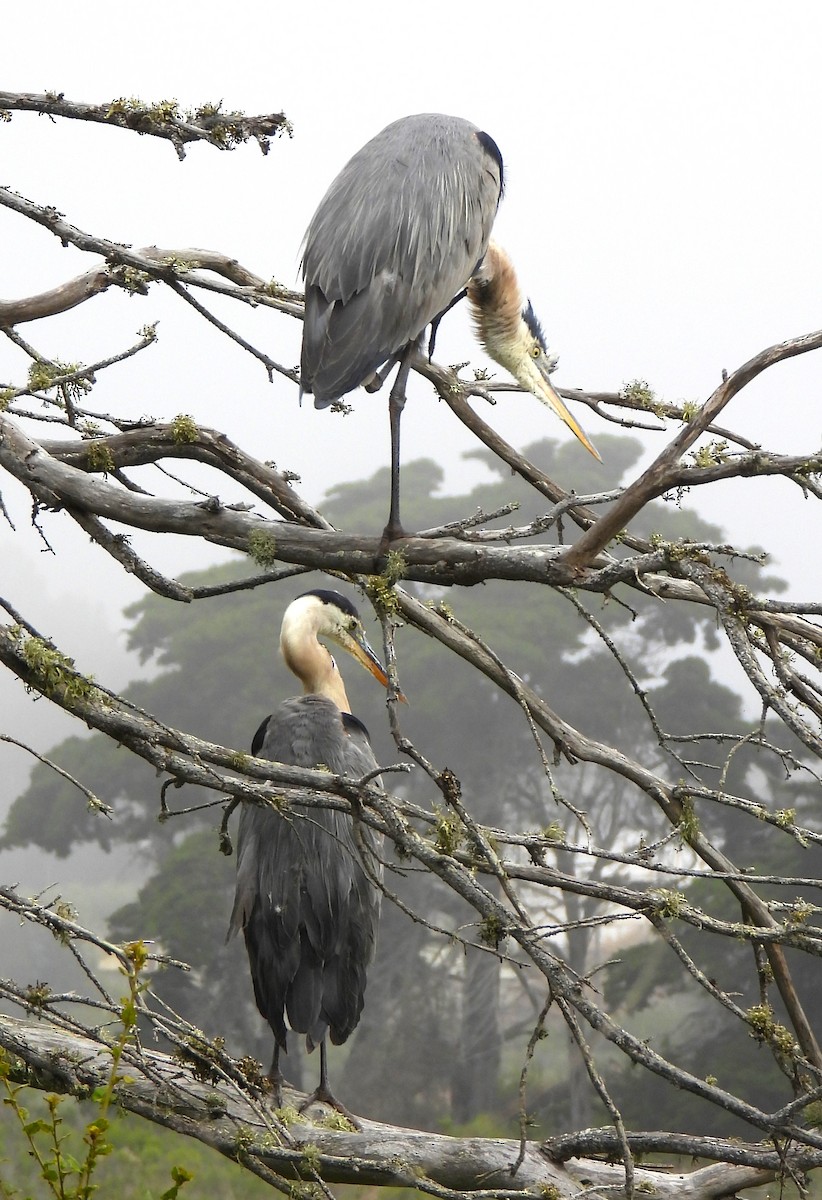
{"left": 677, "top": 795, "right": 699, "bottom": 844}
{"left": 478, "top": 913, "right": 506, "bottom": 948}
{"left": 367, "top": 549, "right": 407, "bottom": 615}
{"left": 649, "top": 888, "right": 684, "bottom": 919}
{"left": 541, "top": 822, "right": 565, "bottom": 845}
{"left": 106, "top": 95, "right": 182, "bottom": 124}
{"left": 160, "top": 1165, "right": 195, "bottom": 1200}
{"left": 0, "top": 947, "right": 195, "bottom": 1200}
{"left": 170, "top": 414, "right": 198, "bottom": 444}
{"left": 84, "top": 442, "right": 116, "bottom": 474}
{"left": 0, "top": 1093, "right": 267, "bottom": 1198}
{"left": 621, "top": 378, "right": 657, "bottom": 409}
{"left": 24, "top": 983, "right": 52, "bottom": 1012}
{"left": 318, "top": 1110, "right": 357, "bottom": 1132}
{"left": 15, "top": 630, "right": 96, "bottom": 706}
{"left": 803, "top": 1100, "right": 822, "bottom": 1129}
{"left": 174, "top": 1034, "right": 226, "bottom": 1086}
{"left": 432, "top": 808, "right": 463, "bottom": 856}
{"left": 298, "top": 1142, "right": 322, "bottom": 1173}
{"left": 691, "top": 439, "right": 730, "bottom": 467}
{"left": 246, "top": 528, "right": 277, "bottom": 568}
{"left": 746, "top": 1004, "right": 798, "bottom": 1058}
{"left": 50, "top": 902, "right": 78, "bottom": 946}
{"left": 27, "top": 361, "right": 90, "bottom": 402}
{"left": 102, "top": 96, "right": 292, "bottom": 149}
{"left": 119, "top": 266, "right": 152, "bottom": 293}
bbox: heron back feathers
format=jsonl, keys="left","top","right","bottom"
{"left": 301, "top": 113, "right": 504, "bottom": 403}
{"left": 228, "top": 695, "right": 382, "bottom": 1052}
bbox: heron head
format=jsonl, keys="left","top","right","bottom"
{"left": 283, "top": 590, "right": 405, "bottom": 699}
{"left": 332, "top": 612, "right": 390, "bottom": 689}
{"left": 467, "top": 244, "right": 601, "bottom": 462}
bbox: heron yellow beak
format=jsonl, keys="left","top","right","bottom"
{"left": 341, "top": 626, "right": 408, "bottom": 703}
{"left": 527, "top": 355, "right": 601, "bottom": 462}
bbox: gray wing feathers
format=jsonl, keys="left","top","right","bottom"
{"left": 228, "top": 695, "right": 382, "bottom": 1051}
{"left": 301, "top": 114, "right": 502, "bottom": 403}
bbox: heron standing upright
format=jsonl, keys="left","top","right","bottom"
{"left": 228, "top": 589, "right": 390, "bottom": 1116}
{"left": 300, "top": 112, "right": 600, "bottom": 543}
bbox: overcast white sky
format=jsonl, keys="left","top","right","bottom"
{"left": 2, "top": 2, "right": 821, "bottom": 848}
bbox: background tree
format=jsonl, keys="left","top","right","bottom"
{"left": 2, "top": 91, "right": 822, "bottom": 1199}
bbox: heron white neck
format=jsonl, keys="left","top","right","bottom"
{"left": 280, "top": 605, "right": 352, "bottom": 711}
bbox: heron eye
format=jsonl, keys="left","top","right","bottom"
{"left": 532, "top": 345, "right": 541, "bottom": 358}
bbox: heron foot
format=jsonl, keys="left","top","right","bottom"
{"left": 266, "top": 1067, "right": 285, "bottom": 1108}
{"left": 363, "top": 357, "right": 399, "bottom": 393}
{"left": 377, "top": 520, "right": 409, "bottom": 560}
{"left": 297, "top": 1084, "right": 362, "bottom": 1130}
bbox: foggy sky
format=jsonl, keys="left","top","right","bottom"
{"left": 2, "top": 2, "right": 821, "bottom": 870}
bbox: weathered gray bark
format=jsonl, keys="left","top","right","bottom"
{"left": 0, "top": 1015, "right": 804, "bottom": 1199}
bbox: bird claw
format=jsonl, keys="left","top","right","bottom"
{"left": 376, "top": 521, "right": 409, "bottom": 562}
{"left": 363, "top": 357, "right": 399, "bottom": 394}
{"left": 297, "top": 1085, "right": 362, "bottom": 1130}
{"left": 266, "top": 1068, "right": 285, "bottom": 1109}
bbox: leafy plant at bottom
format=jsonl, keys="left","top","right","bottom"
{"left": 0, "top": 942, "right": 194, "bottom": 1199}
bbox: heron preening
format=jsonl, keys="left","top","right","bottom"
{"left": 228, "top": 589, "right": 389, "bottom": 1116}
{"left": 300, "top": 112, "right": 600, "bottom": 543}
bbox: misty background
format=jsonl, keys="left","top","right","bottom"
{"left": 1, "top": 0, "right": 821, "bottom": 1139}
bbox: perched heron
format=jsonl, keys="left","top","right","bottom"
{"left": 228, "top": 589, "right": 389, "bottom": 1116}
{"left": 300, "top": 112, "right": 600, "bottom": 543}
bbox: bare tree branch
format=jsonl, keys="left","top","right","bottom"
{"left": 4, "top": 88, "right": 822, "bottom": 1197}
{"left": 560, "top": 329, "right": 822, "bottom": 571}
{"left": 0, "top": 91, "right": 291, "bottom": 158}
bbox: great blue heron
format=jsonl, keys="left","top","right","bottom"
{"left": 228, "top": 589, "right": 389, "bottom": 1116}
{"left": 300, "top": 112, "right": 600, "bottom": 543}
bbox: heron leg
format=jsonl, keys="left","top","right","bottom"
{"left": 267, "top": 1042, "right": 284, "bottom": 1107}
{"left": 363, "top": 354, "right": 399, "bottom": 394}
{"left": 427, "top": 288, "right": 467, "bottom": 360}
{"left": 297, "top": 1039, "right": 362, "bottom": 1129}
{"left": 379, "top": 346, "right": 414, "bottom": 550}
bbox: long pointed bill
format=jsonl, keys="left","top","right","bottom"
{"left": 530, "top": 359, "right": 602, "bottom": 462}
{"left": 341, "top": 627, "right": 409, "bottom": 703}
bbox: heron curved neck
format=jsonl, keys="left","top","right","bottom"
{"left": 467, "top": 241, "right": 523, "bottom": 351}
{"left": 280, "top": 610, "right": 352, "bottom": 711}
